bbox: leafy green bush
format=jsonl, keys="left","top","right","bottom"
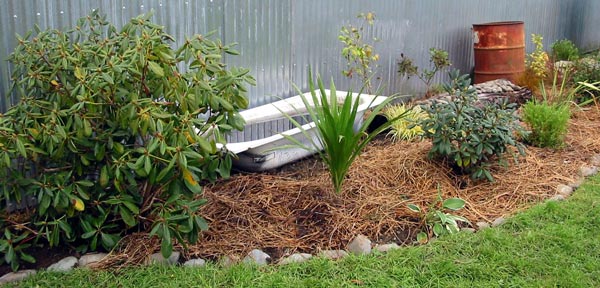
{"left": 551, "top": 39, "right": 579, "bottom": 61}
{"left": 522, "top": 101, "right": 570, "bottom": 148}
{"left": 419, "top": 70, "right": 525, "bottom": 181}
{"left": 339, "top": 12, "right": 379, "bottom": 93}
{"left": 397, "top": 48, "right": 451, "bottom": 96}
{"left": 282, "top": 72, "right": 406, "bottom": 193}
{"left": 408, "top": 186, "right": 469, "bottom": 243}
{"left": 573, "top": 53, "right": 600, "bottom": 83}
{"left": 382, "top": 104, "right": 427, "bottom": 141}
{"left": 572, "top": 53, "right": 600, "bottom": 105}
{"left": 0, "top": 11, "right": 254, "bottom": 270}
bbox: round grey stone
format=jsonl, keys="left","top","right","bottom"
{"left": 48, "top": 256, "right": 78, "bottom": 272}
{"left": 373, "top": 243, "right": 400, "bottom": 253}
{"left": 580, "top": 165, "right": 599, "bottom": 177}
{"left": 183, "top": 258, "right": 206, "bottom": 267}
{"left": 347, "top": 234, "right": 372, "bottom": 255}
{"left": 243, "top": 249, "right": 270, "bottom": 266}
{"left": 476, "top": 221, "right": 490, "bottom": 229}
{"left": 590, "top": 154, "right": 600, "bottom": 166}
{"left": 491, "top": 217, "right": 506, "bottom": 227}
{"left": 556, "top": 184, "right": 574, "bottom": 196}
{"left": 278, "top": 253, "right": 312, "bottom": 265}
{"left": 568, "top": 178, "right": 584, "bottom": 189}
{"left": 219, "top": 255, "right": 240, "bottom": 267}
{"left": 147, "top": 251, "right": 180, "bottom": 265}
{"left": 318, "top": 250, "right": 349, "bottom": 260}
{"left": 78, "top": 253, "right": 108, "bottom": 268}
{"left": 460, "top": 228, "right": 476, "bottom": 233}
{"left": 0, "top": 269, "right": 37, "bottom": 284}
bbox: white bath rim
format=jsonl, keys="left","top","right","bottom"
{"left": 222, "top": 89, "right": 388, "bottom": 155}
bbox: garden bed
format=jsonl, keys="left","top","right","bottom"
{"left": 89, "top": 106, "right": 600, "bottom": 268}
{"left": 2, "top": 107, "right": 599, "bottom": 274}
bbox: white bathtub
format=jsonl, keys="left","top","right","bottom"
{"left": 224, "top": 89, "right": 387, "bottom": 172}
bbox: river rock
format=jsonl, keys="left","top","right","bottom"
{"left": 580, "top": 165, "right": 599, "bottom": 177}
{"left": 318, "top": 250, "right": 348, "bottom": 260}
{"left": 556, "top": 184, "right": 574, "bottom": 197}
{"left": 476, "top": 221, "right": 490, "bottom": 229}
{"left": 279, "top": 253, "right": 313, "bottom": 265}
{"left": 549, "top": 194, "right": 565, "bottom": 201}
{"left": 373, "top": 243, "right": 400, "bottom": 253}
{"left": 347, "top": 234, "right": 372, "bottom": 255}
{"left": 48, "top": 256, "right": 78, "bottom": 272}
{"left": 219, "top": 255, "right": 240, "bottom": 267}
{"left": 590, "top": 154, "right": 600, "bottom": 166}
{"left": 491, "top": 217, "right": 506, "bottom": 227}
{"left": 568, "top": 177, "right": 585, "bottom": 189}
{"left": 183, "top": 258, "right": 206, "bottom": 267}
{"left": 0, "top": 269, "right": 36, "bottom": 284}
{"left": 243, "top": 249, "right": 270, "bottom": 266}
{"left": 461, "top": 228, "right": 476, "bottom": 233}
{"left": 78, "top": 253, "right": 108, "bottom": 268}
{"left": 147, "top": 251, "right": 180, "bottom": 265}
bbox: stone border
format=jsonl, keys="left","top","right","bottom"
{"left": 2, "top": 155, "right": 599, "bottom": 285}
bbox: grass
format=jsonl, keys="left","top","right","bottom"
{"left": 9, "top": 175, "right": 600, "bottom": 287}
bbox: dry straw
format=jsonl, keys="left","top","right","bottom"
{"left": 97, "top": 107, "right": 600, "bottom": 269}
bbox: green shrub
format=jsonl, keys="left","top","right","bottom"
{"left": 522, "top": 101, "right": 570, "bottom": 148}
{"left": 551, "top": 39, "right": 579, "bottom": 61}
{"left": 339, "top": 12, "right": 379, "bottom": 93}
{"left": 572, "top": 53, "right": 600, "bottom": 105}
{"left": 382, "top": 104, "right": 427, "bottom": 141}
{"left": 573, "top": 53, "right": 600, "bottom": 83}
{"left": 397, "top": 48, "right": 451, "bottom": 96}
{"left": 407, "top": 186, "right": 469, "bottom": 243}
{"left": 419, "top": 70, "right": 525, "bottom": 181}
{"left": 281, "top": 71, "right": 407, "bottom": 193}
{"left": 0, "top": 10, "right": 254, "bottom": 270}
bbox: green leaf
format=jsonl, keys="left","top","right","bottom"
{"left": 442, "top": 198, "right": 466, "bottom": 211}
{"left": 20, "top": 252, "right": 36, "bottom": 264}
{"left": 407, "top": 204, "right": 421, "bottom": 213}
{"left": 194, "top": 216, "right": 209, "bottom": 231}
{"left": 416, "top": 232, "right": 428, "bottom": 244}
{"left": 120, "top": 206, "right": 136, "bottom": 227}
{"left": 81, "top": 231, "right": 97, "bottom": 239}
{"left": 15, "top": 138, "right": 27, "bottom": 157}
{"left": 122, "top": 201, "right": 140, "bottom": 215}
{"left": 148, "top": 61, "right": 164, "bottom": 77}
{"left": 101, "top": 73, "right": 114, "bottom": 85}
{"left": 432, "top": 223, "right": 444, "bottom": 236}
{"left": 144, "top": 155, "right": 152, "bottom": 175}
{"left": 160, "top": 226, "right": 172, "bottom": 258}
{"left": 101, "top": 233, "right": 117, "bottom": 249}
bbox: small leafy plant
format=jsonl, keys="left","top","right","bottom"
{"left": 528, "top": 34, "right": 550, "bottom": 80}
{"left": 339, "top": 12, "right": 379, "bottom": 93}
{"left": 408, "top": 186, "right": 469, "bottom": 243}
{"left": 382, "top": 104, "right": 428, "bottom": 141}
{"left": 397, "top": 48, "right": 451, "bottom": 96}
{"left": 522, "top": 101, "right": 570, "bottom": 148}
{"left": 0, "top": 10, "right": 254, "bottom": 270}
{"left": 419, "top": 70, "right": 525, "bottom": 181}
{"left": 281, "top": 71, "right": 407, "bottom": 193}
{"left": 551, "top": 39, "right": 579, "bottom": 61}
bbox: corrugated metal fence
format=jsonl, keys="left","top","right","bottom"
{"left": 1, "top": 0, "right": 598, "bottom": 114}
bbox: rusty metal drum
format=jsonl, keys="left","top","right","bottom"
{"left": 473, "top": 21, "right": 525, "bottom": 84}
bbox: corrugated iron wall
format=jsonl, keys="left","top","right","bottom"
{"left": 0, "top": 0, "right": 595, "bottom": 115}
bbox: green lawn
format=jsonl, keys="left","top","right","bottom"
{"left": 9, "top": 175, "right": 600, "bottom": 287}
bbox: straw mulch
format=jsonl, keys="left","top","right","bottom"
{"left": 100, "top": 107, "right": 600, "bottom": 268}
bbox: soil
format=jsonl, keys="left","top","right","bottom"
{"left": 0, "top": 245, "right": 75, "bottom": 276}
{"left": 2, "top": 107, "right": 600, "bottom": 273}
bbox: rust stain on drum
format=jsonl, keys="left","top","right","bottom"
{"left": 473, "top": 21, "right": 525, "bottom": 84}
